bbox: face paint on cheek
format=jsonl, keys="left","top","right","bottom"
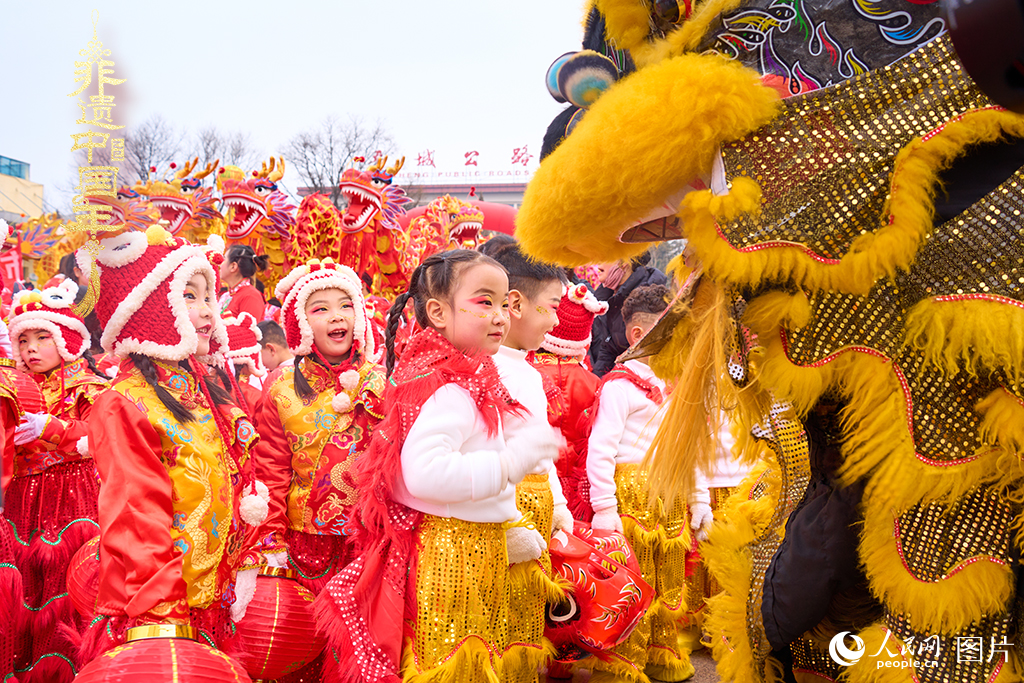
{"left": 459, "top": 307, "right": 492, "bottom": 320}
{"left": 536, "top": 305, "right": 554, "bottom": 317}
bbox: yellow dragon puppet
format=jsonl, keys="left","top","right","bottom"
{"left": 406, "top": 194, "right": 485, "bottom": 264}
{"left": 135, "top": 157, "right": 225, "bottom": 243}
{"left": 517, "top": 2, "right": 1024, "bottom": 682}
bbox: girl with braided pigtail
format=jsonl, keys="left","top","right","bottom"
{"left": 76, "top": 225, "right": 268, "bottom": 666}
{"left": 316, "top": 249, "right": 560, "bottom": 683}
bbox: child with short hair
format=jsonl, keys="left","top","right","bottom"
{"left": 587, "top": 284, "right": 712, "bottom": 683}
{"left": 317, "top": 249, "right": 557, "bottom": 683}
{"left": 257, "top": 319, "right": 293, "bottom": 372}
{"left": 486, "top": 240, "right": 575, "bottom": 682}
{"left": 531, "top": 282, "right": 607, "bottom": 521}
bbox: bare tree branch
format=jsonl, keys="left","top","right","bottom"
{"left": 116, "top": 116, "right": 183, "bottom": 184}
{"left": 194, "top": 127, "right": 264, "bottom": 172}
{"left": 282, "top": 115, "right": 395, "bottom": 209}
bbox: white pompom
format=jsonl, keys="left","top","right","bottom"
{"left": 254, "top": 479, "right": 270, "bottom": 503}
{"left": 338, "top": 369, "right": 361, "bottom": 391}
{"left": 239, "top": 493, "right": 269, "bottom": 525}
{"left": 76, "top": 435, "right": 89, "bottom": 457}
{"left": 332, "top": 391, "right": 353, "bottom": 413}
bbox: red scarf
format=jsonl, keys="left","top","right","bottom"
{"left": 315, "top": 327, "right": 522, "bottom": 683}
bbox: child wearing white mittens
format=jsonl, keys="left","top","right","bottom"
{"left": 587, "top": 284, "right": 712, "bottom": 683}
{"left": 316, "top": 249, "right": 557, "bottom": 683}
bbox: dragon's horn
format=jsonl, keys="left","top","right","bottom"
{"left": 268, "top": 156, "right": 285, "bottom": 182}
{"left": 194, "top": 159, "right": 219, "bottom": 180}
{"left": 256, "top": 160, "right": 269, "bottom": 178}
{"left": 176, "top": 157, "right": 199, "bottom": 179}
{"left": 386, "top": 156, "right": 405, "bottom": 176}
{"left": 368, "top": 155, "right": 387, "bottom": 173}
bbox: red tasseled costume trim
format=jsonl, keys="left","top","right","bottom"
{"left": 0, "top": 516, "right": 22, "bottom": 683}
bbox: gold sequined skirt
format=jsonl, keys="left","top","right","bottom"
{"left": 506, "top": 474, "right": 560, "bottom": 683}
{"left": 589, "top": 463, "right": 693, "bottom": 681}
{"left": 403, "top": 515, "right": 509, "bottom": 683}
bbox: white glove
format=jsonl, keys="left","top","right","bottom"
{"left": 590, "top": 506, "right": 623, "bottom": 533}
{"left": 551, "top": 503, "right": 574, "bottom": 535}
{"left": 501, "top": 429, "right": 560, "bottom": 485}
{"left": 14, "top": 413, "right": 50, "bottom": 446}
{"left": 506, "top": 526, "right": 546, "bottom": 565}
{"left": 229, "top": 567, "right": 259, "bottom": 622}
{"left": 690, "top": 502, "right": 714, "bottom": 542}
{"left": 264, "top": 551, "right": 288, "bottom": 568}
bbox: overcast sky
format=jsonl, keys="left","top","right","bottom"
{"left": 1, "top": 0, "right": 584, "bottom": 213}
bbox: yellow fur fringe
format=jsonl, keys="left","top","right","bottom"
{"left": 517, "top": 56, "right": 779, "bottom": 266}
{"left": 646, "top": 648, "right": 695, "bottom": 681}
{"left": 685, "top": 108, "right": 1024, "bottom": 296}
{"left": 401, "top": 635, "right": 502, "bottom": 683}
{"left": 904, "top": 298, "right": 1024, "bottom": 385}
{"left": 508, "top": 558, "right": 571, "bottom": 605}
{"left": 595, "top": 0, "right": 649, "bottom": 52}
{"left": 503, "top": 638, "right": 558, "bottom": 683}
{"left": 702, "top": 461, "right": 784, "bottom": 683}
{"left": 734, "top": 290, "right": 1024, "bottom": 509}
{"left": 859, "top": 494, "right": 1014, "bottom": 635}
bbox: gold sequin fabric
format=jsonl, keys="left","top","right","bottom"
{"left": 507, "top": 473, "right": 555, "bottom": 682}
{"left": 406, "top": 515, "right": 509, "bottom": 680}
{"left": 896, "top": 487, "right": 1013, "bottom": 584}
{"left": 789, "top": 635, "right": 842, "bottom": 681}
{"left": 720, "top": 35, "right": 989, "bottom": 261}
{"left": 884, "top": 609, "right": 1014, "bottom": 682}
{"left": 589, "top": 464, "right": 693, "bottom": 678}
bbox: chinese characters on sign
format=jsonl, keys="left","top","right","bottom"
{"left": 829, "top": 630, "right": 1012, "bottom": 672}
{"left": 66, "top": 10, "right": 126, "bottom": 235}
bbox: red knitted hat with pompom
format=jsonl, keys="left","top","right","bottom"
{"left": 223, "top": 311, "right": 267, "bottom": 378}
{"left": 543, "top": 282, "right": 609, "bottom": 357}
{"left": 275, "top": 258, "right": 376, "bottom": 361}
{"left": 8, "top": 279, "right": 90, "bottom": 371}
{"left": 81, "top": 225, "right": 228, "bottom": 364}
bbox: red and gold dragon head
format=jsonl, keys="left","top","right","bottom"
{"left": 220, "top": 156, "right": 296, "bottom": 243}
{"left": 85, "top": 184, "right": 160, "bottom": 232}
{"left": 337, "top": 155, "right": 412, "bottom": 234}
{"left": 135, "top": 158, "right": 222, "bottom": 236}
{"left": 408, "top": 194, "right": 485, "bottom": 264}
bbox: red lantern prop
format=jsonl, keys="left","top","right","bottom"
{"left": 5, "top": 365, "right": 44, "bottom": 413}
{"left": 233, "top": 566, "right": 326, "bottom": 680}
{"left": 75, "top": 625, "right": 251, "bottom": 682}
{"left": 67, "top": 534, "right": 101, "bottom": 618}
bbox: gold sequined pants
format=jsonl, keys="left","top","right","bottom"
{"left": 506, "top": 473, "right": 556, "bottom": 683}
{"left": 590, "top": 464, "right": 693, "bottom": 682}
{"left": 404, "top": 515, "right": 510, "bottom": 683}
{"left": 685, "top": 486, "right": 735, "bottom": 644}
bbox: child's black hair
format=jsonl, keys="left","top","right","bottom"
{"left": 225, "top": 244, "right": 269, "bottom": 279}
{"left": 384, "top": 249, "right": 504, "bottom": 375}
{"left": 130, "top": 354, "right": 236, "bottom": 423}
{"left": 258, "top": 320, "right": 287, "bottom": 349}
{"left": 622, "top": 284, "right": 670, "bottom": 329}
{"left": 481, "top": 238, "right": 566, "bottom": 300}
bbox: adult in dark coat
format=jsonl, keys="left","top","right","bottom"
{"left": 589, "top": 253, "right": 667, "bottom": 377}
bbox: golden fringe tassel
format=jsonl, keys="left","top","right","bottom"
{"left": 629, "top": 0, "right": 748, "bottom": 67}
{"left": 859, "top": 494, "right": 1014, "bottom": 635}
{"left": 502, "top": 638, "right": 558, "bottom": 683}
{"left": 595, "top": 0, "right": 650, "bottom": 52}
{"left": 646, "top": 278, "right": 730, "bottom": 507}
{"left": 646, "top": 646, "right": 695, "bottom": 680}
{"left": 702, "top": 460, "right": 783, "bottom": 683}
{"left": 508, "top": 559, "right": 571, "bottom": 605}
{"left": 905, "top": 298, "right": 1024, "bottom": 385}
{"left": 978, "top": 388, "right": 1024, "bottom": 455}
{"left": 686, "top": 109, "right": 1024, "bottom": 296}
{"left": 401, "top": 635, "right": 502, "bottom": 683}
